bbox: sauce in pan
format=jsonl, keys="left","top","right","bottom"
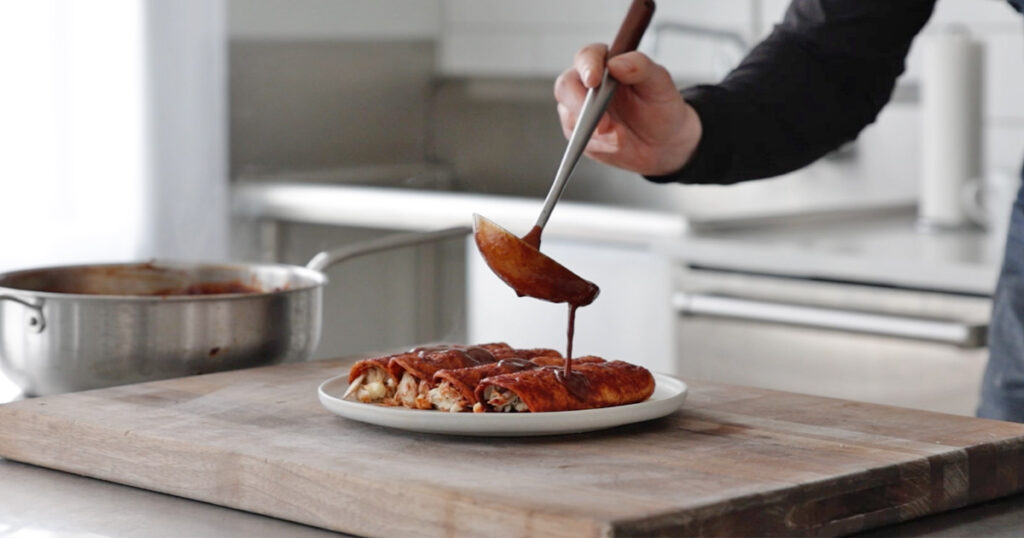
{"left": 0, "top": 263, "right": 274, "bottom": 296}
{"left": 152, "top": 281, "right": 265, "bottom": 296}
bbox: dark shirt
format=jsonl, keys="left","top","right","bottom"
{"left": 648, "top": 0, "right": 1023, "bottom": 186}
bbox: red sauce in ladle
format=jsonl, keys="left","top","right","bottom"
{"left": 522, "top": 225, "right": 544, "bottom": 250}
{"left": 526, "top": 225, "right": 594, "bottom": 399}
{"left": 473, "top": 217, "right": 599, "bottom": 400}
{"left": 474, "top": 0, "right": 655, "bottom": 401}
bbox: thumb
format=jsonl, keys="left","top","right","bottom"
{"left": 606, "top": 52, "right": 678, "bottom": 102}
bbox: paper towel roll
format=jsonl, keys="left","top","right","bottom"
{"left": 918, "top": 30, "right": 984, "bottom": 229}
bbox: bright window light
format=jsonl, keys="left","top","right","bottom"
{"left": 0, "top": 0, "right": 148, "bottom": 272}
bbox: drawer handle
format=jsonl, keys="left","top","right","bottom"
{"left": 673, "top": 292, "right": 987, "bottom": 348}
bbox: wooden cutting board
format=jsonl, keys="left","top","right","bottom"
{"left": 2, "top": 355, "right": 1024, "bottom": 537}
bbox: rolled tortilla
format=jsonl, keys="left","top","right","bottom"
{"left": 511, "top": 348, "right": 563, "bottom": 360}
{"left": 389, "top": 343, "right": 513, "bottom": 409}
{"left": 344, "top": 356, "right": 399, "bottom": 404}
{"left": 529, "top": 355, "right": 604, "bottom": 367}
{"left": 431, "top": 355, "right": 602, "bottom": 412}
{"left": 343, "top": 343, "right": 512, "bottom": 405}
{"left": 474, "top": 360, "right": 654, "bottom": 413}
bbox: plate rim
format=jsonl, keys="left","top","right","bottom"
{"left": 317, "top": 370, "right": 688, "bottom": 437}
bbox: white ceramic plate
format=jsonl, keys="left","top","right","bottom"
{"left": 317, "top": 372, "right": 687, "bottom": 437}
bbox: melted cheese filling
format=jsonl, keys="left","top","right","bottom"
{"left": 344, "top": 367, "right": 396, "bottom": 404}
{"left": 395, "top": 372, "right": 433, "bottom": 409}
{"left": 484, "top": 386, "right": 529, "bottom": 412}
{"left": 427, "top": 381, "right": 468, "bottom": 413}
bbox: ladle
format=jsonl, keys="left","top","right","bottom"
{"left": 473, "top": 0, "right": 656, "bottom": 305}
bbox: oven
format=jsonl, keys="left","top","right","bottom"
{"left": 674, "top": 266, "right": 991, "bottom": 416}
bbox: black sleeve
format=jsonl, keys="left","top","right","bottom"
{"left": 646, "top": 0, "right": 936, "bottom": 185}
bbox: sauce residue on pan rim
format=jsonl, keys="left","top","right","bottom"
{"left": 0, "top": 262, "right": 297, "bottom": 297}
{"left": 150, "top": 281, "right": 268, "bottom": 297}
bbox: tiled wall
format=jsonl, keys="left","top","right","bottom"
{"left": 229, "top": 41, "right": 436, "bottom": 177}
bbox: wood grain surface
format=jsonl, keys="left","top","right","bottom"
{"left": 2, "top": 355, "right": 1024, "bottom": 537}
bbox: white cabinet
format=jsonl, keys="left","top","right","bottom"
{"left": 439, "top": 0, "right": 757, "bottom": 83}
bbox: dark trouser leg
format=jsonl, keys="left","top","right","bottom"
{"left": 978, "top": 179, "right": 1024, "bottom": 421}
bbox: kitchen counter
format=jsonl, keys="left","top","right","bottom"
{"left": 233, "top": 182, "right": 1002, "bottom": 295}
{"left": 5, "top": 355, "right": 1024, "bottom": 536}
{"left": 0, "top": 458, "right": 343, "bottom": 538}
{"left": 232, "top": 181, "right": 688, "bottom": 246}
{"left": 659, "top": 210, "right": 1003, "bottom": 296}
{"left": 6, "top": 453, "right": 1024, "bottom": 538}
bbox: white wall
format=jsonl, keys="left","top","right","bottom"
{"left": 145, "top": 0, "right": 229, "bottom": 262}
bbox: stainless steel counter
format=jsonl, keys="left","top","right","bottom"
{"left": 0, "top": 458, "right": 344, "bottom": 538}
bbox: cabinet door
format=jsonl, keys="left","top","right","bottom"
{"left": 438, "top": 0, "right": 755, "bottom": 82}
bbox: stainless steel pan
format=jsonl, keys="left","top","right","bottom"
{"left": 0, "top": 226, "right": 469, "bottom": 396}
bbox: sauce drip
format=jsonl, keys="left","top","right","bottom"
{"left": 473, "top": 215, "right": 599, "bottom": 398}
{"left": 411, "top": 344, "right": 496, "bottom": 366}
{"left": 553, "top": 303, "right": 589, "bottom": 400}
{"left": 554, "top": 367, "right": 591, "bottom": 401}
{"left": 566, "top": 304, "right": 577, "bottom": 371}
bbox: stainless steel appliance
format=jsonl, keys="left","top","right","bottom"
{"left": 674, "top": 266, "right": 991, "bottom": 416}
{"left": 0, "top": 227, "right": 468, "bottom": 396}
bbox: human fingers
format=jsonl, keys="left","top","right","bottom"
{"left": 606, "top": 51, "right": 679, "bottom": 101}
{"left": 558, "top": 102, "right": 619, "bottom": 156}
{"left": 573, "top": 43, "right": 609, "bottom": 88}
{"left": 557, "top": 103, "right": 574, "bottom": 139}
{"left": 554, "top": 66, "right": 588, "bottom": 110}
{"left": 557, "top": 98, "right": 615, "bottom": 140}
{"left": 556, "top": 64, "right": 618, "bottom": 134}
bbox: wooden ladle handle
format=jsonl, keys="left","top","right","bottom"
{"left": 608, "top": 0, "right": 656, "bottom": 57}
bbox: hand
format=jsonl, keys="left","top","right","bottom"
{"left": 554, "top": 44, "right": 702, "bottom": 176}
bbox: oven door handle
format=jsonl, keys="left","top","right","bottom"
{"left": 673, "top": 292, "right": 988, "bottom": 348}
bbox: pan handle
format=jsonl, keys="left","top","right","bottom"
{"left": 306, "top": 226, "right": 472, "bottom": 273}
{"left": 0, "top": 294, "right": 46, "bottom": 333}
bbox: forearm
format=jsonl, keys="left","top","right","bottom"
{"left": 649, "top": 0, "right": 936, "bottom": 185}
